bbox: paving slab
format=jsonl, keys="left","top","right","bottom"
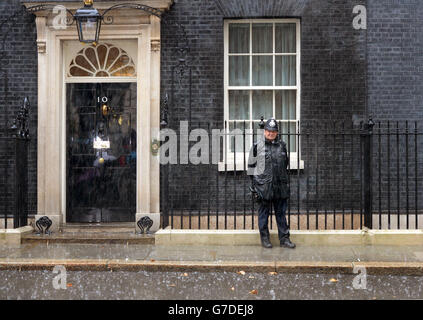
{"left": 4, "top": 243, "right": 153, "bottom": 261}
{"left": 149, "top": 245, "right": 360, "bottom": 263}
{"left": 350, "top": 245, "right": 423, "bottom": 262}
{"left": 0, "top": 246, "right": 19, "bottom": 258}
{"left": 1, "top": 243, "right": 423, "bottom": 274}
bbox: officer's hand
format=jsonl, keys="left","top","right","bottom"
{"left": 249, "top": 186, "right": 261, "bottom": 202}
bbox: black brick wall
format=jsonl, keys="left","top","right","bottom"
{"left": 366, "top": 0, "right": 423, "bottom": 226}
{"left": 161, "top": 0, "right": 423, "bottom": 223}
{"left": 0, "top": 0, "right": 422, "bottom": 227}
{"left": 160, "top": 0, "right": 370, "bottom": 218}
{"left": 0, "top": 0, "right": 38, "bottom": 219}
{"left": 367, "top": 0, "right": 423, "bottom": 120}
{"left": 161, "top": 0, "right": 368, "bottom": 124}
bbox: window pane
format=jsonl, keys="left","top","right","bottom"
{"left": 252, "top": 23, "right": 273, "bottom": 53}
{"left": 275, "top": 23, "right": 296, "bottom": 53}
{"left": 229, "top": 56, "right": 250, "bottom": 86}
{"left": 252, "top": 90, "right": 273, "bottom": 119}
{"left": 252, "top": 56, "right": 273, "bottom": 86}
{"left": 229, "top": 122, "right": 251, "bottom": 153}
{"left": 275, "top": 56, "right": 296, "bottom": 86}
{"left": 279, "top": 122, "right": 297, "bottom": 152}
{"left": 275, "top": 90, "right": 296, "bottom": 120}
{"left": 229, "top": 90, "right": 250, "bottom": 120}
{"left": 229, "top": 24, "right": 250, "bottom": 53}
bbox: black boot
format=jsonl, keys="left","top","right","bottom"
{"left": 280, "top": 237, "right": 296, "bottom": 249}
{"left": 260, "top": 232, "right": 273, "bottom": 248}
{"left": 261, "top": 236, "right": 273, "bottom": 248}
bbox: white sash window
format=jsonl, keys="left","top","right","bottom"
{"left": 223, "top": 19, "right": 303, "bottom": 170}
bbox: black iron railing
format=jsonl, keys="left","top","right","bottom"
{"left": 0, "top": 97, "right": 30, "bottom": 229}
{"left": 161, "top": 118, "right": 423, "bottom": 230}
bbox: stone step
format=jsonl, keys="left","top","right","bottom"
{"left": 22, "top": 232, "right": 154, "bottom": 244}
{"left": 60, "top": 222, "right": 135, "bottom": 234}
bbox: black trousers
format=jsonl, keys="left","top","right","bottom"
{"left": 258, "top": 198, "right": 290, "bottom": 240}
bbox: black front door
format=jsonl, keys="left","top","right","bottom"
{"left": 66, "top": 83, "right": 137, "bottom": 223}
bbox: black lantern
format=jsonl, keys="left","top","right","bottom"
{"left": 74, "top": 0, "right": 102, "bottom": 44}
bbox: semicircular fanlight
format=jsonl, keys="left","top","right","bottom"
{"left": 68, "top": 43, "right": 136, "bottom": 77}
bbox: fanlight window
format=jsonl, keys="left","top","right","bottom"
{"left": 68, "top": 43, "right": 136, "bottom": 77}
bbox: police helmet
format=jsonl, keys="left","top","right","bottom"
{"left": 264, "top": 118, "right": 278, "bottom": 132}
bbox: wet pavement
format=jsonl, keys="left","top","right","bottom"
{"left": 1, "top": 243, "right": 423, "bottom": 263}
{"left": 1, "top": 270, "right": 423, "bottom": 300}
{"left": 2, "top": 243, "right": 423, "bottom": 299}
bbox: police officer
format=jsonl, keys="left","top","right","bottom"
{"left": 248, "top": 118, "right": 296, "bottom": 249}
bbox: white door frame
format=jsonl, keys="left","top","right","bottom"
{"left": 63, "top": 39, "right": 138, "bottom": 223}
{"left": 27, "top": 7, "right": 163, "bottom": 229}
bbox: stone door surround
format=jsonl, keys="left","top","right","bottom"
{"left": 22, "top": 0, "right": 173, "bottom": 231}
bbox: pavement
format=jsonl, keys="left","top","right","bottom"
{"left": 1, "top": 242, "right": 423, "bottom": 275}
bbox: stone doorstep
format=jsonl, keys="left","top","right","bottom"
{"left": 0, "top": 226, "right": 34, "bottom": 246}
{"left": 61, "top": 223, "right": 135, "bottom": 234}
{"left": 0, "top": 259, "right": 423, "bottom": 275}
{"left": 155, "top": 229, "right": 423, "bottom": 246}
{"left": 21, "top": 232, "right": 155, "bottom": 244}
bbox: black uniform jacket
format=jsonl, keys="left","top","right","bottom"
{"left": 247, "top": 137, "right": 290, "bottom": 201}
